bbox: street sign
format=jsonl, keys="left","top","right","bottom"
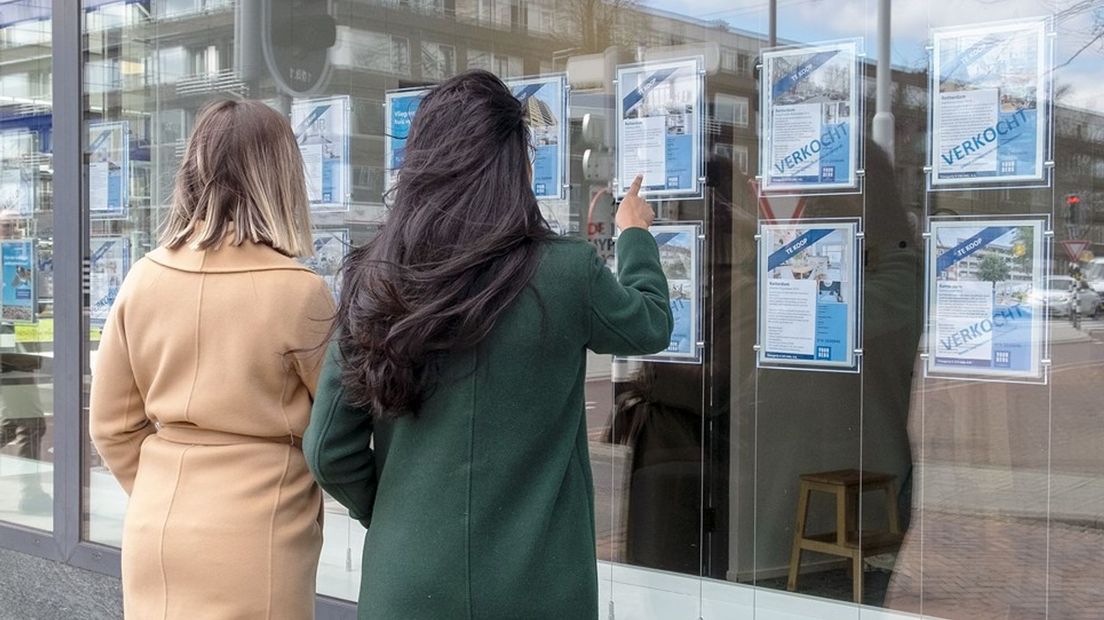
{"left": 1060, "top": 239, "right": 1090, "bottom": 262}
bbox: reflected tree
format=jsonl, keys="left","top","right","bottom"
{"left": 1051, "top": 0, "right": 1104, "bottom": 70}
{"left": 557, "top": 0, "right": 643, "bottom": 53}
{"left": 978, "top": 253, "right": 1011, "bottom": 290}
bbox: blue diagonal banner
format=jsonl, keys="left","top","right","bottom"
{"left": 89, "top": 128, "right": 114, "bottom": 152}
{"left": 767, "top": 228, "right": 834, "bottom": 271}
{"left": 654, "top": 232, "right": 680, "bottom": 247}
{"left": 294, "top": 104, "right": 330, "bottom": 137}
{"left": 622, "top": 66, "right": 682, "bottom": 115}
{"left": 91, "top": 240, "right": 115, "bottom": 263}
{"left": 935, "top": 226, "right": 1013, "bottom": 273}
{"left": 939, "top": 33, "right": 1005, "bottom": 84}
{"left": 513, "top": 82, "right": 545, "bottom": 103}
{"left": 772, "top": 50, "right": 840, "bottom": 99}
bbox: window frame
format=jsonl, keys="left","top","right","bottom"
{"left": 0, "top": 4, "right": 359, "bottom": 617}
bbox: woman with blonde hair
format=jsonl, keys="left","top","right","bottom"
{"left": 90, "top": 99, "right": 333, "bottom": 619}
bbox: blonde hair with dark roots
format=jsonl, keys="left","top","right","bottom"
{"left": 161, "top": 99, "right": 314, "bottom": 257}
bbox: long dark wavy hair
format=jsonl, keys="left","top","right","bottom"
{"left": 337, "top": 70, "right": 553, "bottom": 418}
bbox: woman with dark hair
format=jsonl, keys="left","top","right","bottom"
{"left": 304, "top": 70, "right": 672, "bottom": 619}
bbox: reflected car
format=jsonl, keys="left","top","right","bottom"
{"left": 1085, "top": 258, "right": 1104, "bottom": 310}
{"left": 1028, "top": 276, "right": 1100, "bottom": 318}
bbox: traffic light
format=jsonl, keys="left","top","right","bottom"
{"left": 1067, "top": 193, "right": 1081, "bottom": 224}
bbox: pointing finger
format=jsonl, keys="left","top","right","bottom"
{"left": 627, "top": 174, "right": 643, "bottom": 197}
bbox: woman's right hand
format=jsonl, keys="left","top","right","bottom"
{"left": 616, "top": 175, "right": 655, "bottom": 231}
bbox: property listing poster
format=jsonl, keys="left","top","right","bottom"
{"left": 88, "top": 121, "right": 129, "bottom": 216}
{"left": 0, "top": 130, "right": 35, "bottom": 217}
{"left": 292, "top": 96, "right": 351, "bottom": 210}
{"left": 301, "top": 229, "right": 349, "bottom": 301}
{"left": 926, "top": 218, "right": 1046, "bottom": 380}
{"left": 931, "top": 19, "right": 1048, "bottom": 187}
{"left": 1, "top": 239, "right": 36, "bottom": 323}
{"left": 508, "top": 75, "right": 569, "bottom": 200}
{"left": 757, "top": 220, "right": 859, "bottom": 371}
{"left": 761, "top": 41, "right": 860, "bottom": 192}
{"left": 637, "top": 223, "right": 701, "bottom": 363}
{"left": 90, "top": 236, "right": 130, "bottom": 326}
{"left": 616, "top": 57, "right": 704, "bottom": 200}
{"left": 384, "top": 88, "right": 429, "bottom": 191}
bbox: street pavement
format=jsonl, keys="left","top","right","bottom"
{"left": 585, "top": 314, "right": 1104, "bottom": 619}
{"left": 883, "top": 315, "right": 1104, "bottom": 619}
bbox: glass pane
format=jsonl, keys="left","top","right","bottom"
{"left": 77, "top": 2, "right": 373, "bottom": 602}
{"left": 727, "top": 2, "right": 1102, "bottom": 619}
{"left": 71, "top": 0, "right": 1104, "bottom": 617}
{"left": 82, "top": 0, "right": 164, "bottom": 548}
{"left": 0, "top": 0, "right": 54, "bottom": 532}
{"left": 881, "top": 5, "right": 1103, "bottom": 620}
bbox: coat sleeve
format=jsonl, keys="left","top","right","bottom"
{"left": 587, "top": 227, "right": 674, "bottom": 356}
{"left": 292, "top": 277, "right": 337, "bottom": 398}
{"left": 89, "top": 271, "right": 154, "bottom": 495}
{"left": 303, "top": 340, "right": 377, "bottom": 528}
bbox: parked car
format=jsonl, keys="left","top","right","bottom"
{"left": 1085, "top": 257, "right": 1104, "bottom": 311}
{"left": 1029, "top": 276, "right": 1100, "bottom": 318}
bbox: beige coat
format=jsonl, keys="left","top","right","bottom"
{"left": 90, "top": 237, "right": 334, "bottom": 619}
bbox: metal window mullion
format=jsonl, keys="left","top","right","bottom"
{"left": 51, "top": 0, "right": 85, "bottom": 562}
{"left": 0, "top": 522, "right": 61, "bottom": 561}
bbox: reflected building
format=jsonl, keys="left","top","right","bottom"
{"left": 1, "top": 1, "right": 1104, "bottom": 618}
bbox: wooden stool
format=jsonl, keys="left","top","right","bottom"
{"left": 786, "top": 469, "right": 903, "bottom": 603}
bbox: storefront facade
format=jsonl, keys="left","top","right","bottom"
{"left": 1, "top": 0, "right": 1103, "bottom": 618}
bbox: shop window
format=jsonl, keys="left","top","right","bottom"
{"left": 714, "top": 93, "right": 749, "bottom": 128}
{"left": 3, "top": 1, "right": 1091, "bottom": 619}
{"left": 391, "top": 36, "right": 411, "bottom": 76}
{"left": 0, "top": 18, "right": 49, "bottom": 48}
{"left": 494, "top": 53, "right": 520, "bottom": 77}
{"left": 721, "top": 47, "right": 738, "bottom": 73}
{"left": 85, "top": 2, "right": 138, "bottom": 31}
{"left": 527, "top": 2, "right": 554, "bottom": 34}
{"left": 734, "top": 143, "right": 748, "bottom": 174}
{"left": 466, "top": 50, "right": 520, "bottom": 77}
{"left": 157, "top": 46, "right": 189, "bottom": 84}
{"left": 154, "top": 0, "right": 198, "bottom": 19}
{"left": 467, "top": 49, "right": 488, "bottom": 71}
{"left": 84, "top": 60, "right": 121, "bottom": 94}
{"left": 153, "top": 0, "right": 232, "bottom": 19}
{"left": 0, "top": 0, "right": 54, "bottom": 534}
{"left": 737, "top": 52, "right": 752, "bottom": 76}
{"left": 332, "top": 27, "right": 394, "bottom": 73}
{"left": 192, "top": 45, "right": 221, "bottom": 77}
{"left": 477, "top": 0, "right": 510, "bottom": 27}
{"left": 422, "top": 43, "right": 457, "bottom": 81}
{"left": 477, "top": 0, "right": 493, "bottom": 22}
{"left": 509, "top": 0, "right": 525, "bottom": 30}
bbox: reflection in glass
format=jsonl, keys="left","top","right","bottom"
{"left": 67, "top": 0, "right": 1104, "bottom": 617}
{"left": 0, "top": 0, "right": 54, "bottom": 532}
{"left": 79, "top": 1, "right": 370, "bottom": 601}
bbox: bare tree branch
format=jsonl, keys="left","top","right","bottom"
{"left": 1053, "top": 29, "right": 1104, "bottom": 70}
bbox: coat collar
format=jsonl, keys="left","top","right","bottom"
{"left": 146, "top": 238, "right": 312, "bottom": 274}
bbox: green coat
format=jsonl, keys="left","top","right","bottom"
{"left": 304, "top": 228, "right": 672, "bottom": 619}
